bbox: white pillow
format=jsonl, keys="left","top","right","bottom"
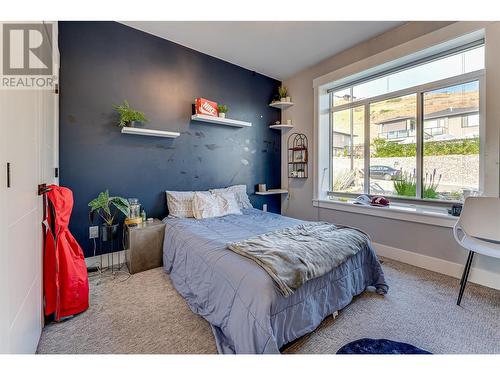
{"left": 192, "top": 191, "right": 222, "bottom": 219}
{"left": 214, "top": 191, "right": 242, "bottom": 216}
{"left": 166, "top": 191, "right": 195, "bottom": 218}
{"left": 210, "top": 184, "right": 252, "bottom": 209}
{"left": 192, "top": 191, "right": 242, "bottom": 219}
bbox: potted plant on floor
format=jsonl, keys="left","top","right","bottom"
{"left": 217, "top": 104, "right": 229, "bottom": 119}
{"left": 113, "top": 100, "right": 149, "bottom": 127}
{"left": 88, "top": 190, "right": 130, "bottom": 242}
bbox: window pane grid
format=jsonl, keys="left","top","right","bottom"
{"left": 329, "top": 46, "right": 483, "bottom": 202}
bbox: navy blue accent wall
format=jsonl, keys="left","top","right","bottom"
{"left": 59, "top": 22, "right": 282, "bottom": 257}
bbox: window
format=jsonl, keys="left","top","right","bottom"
{"left": 370, "top": 94, "right": 416, "bottom": 197}
{"left": 329, "top": 44, "right": 484, "bottom": 202}
{"left": 331, "top": 106, "right": 364, "bottom": 193}
{"left": 423, "top": 81, "right": 480, "bottom": 200}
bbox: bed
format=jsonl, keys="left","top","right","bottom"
{"left": 162, "top": 208, "right": 387, "bottom": 354}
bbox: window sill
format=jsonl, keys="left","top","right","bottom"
{"left": 312, "top": 198, "right": 458, "bottom": 228}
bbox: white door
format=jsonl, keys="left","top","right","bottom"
{"left": 0, "top": 21, "right": 59, "bottom": 353}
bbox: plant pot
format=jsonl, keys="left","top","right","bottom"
{"left": 280, "top": 97, "right": 286, "bottom": 102}
{"left": 101, "top": 223, "right": 119, "bottom": 242}
{"left": 218, "top": 113, "right": 226, "bottom": 119}
{"left": 127, "top": 121, "right": 143, "bottom": 127}
{"left": 285, "top": 96, "right": 291, "bottom": 102}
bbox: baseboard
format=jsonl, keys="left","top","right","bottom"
{"left": 373, "top": 242, "right": 500, "bottom": 291}
{"left": 85, "top": 250, "right": 128, "bottom": 269}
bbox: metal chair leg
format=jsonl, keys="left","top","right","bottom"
{"left": 457, "top": 251, "right": 474, "bottom": 306}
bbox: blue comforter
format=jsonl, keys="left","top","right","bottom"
{"left": 162, "top": 209, "right": 387, "bottom": 354}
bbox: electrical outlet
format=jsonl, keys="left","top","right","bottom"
{"left": 89, "top": 226, "right": 99, "bottom": 239}
{"left": 262, "top": 204, "right": 268, "bottom": 212}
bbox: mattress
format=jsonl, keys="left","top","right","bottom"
{"left": 162, "top": 208, "right": 387, "bottom": 354}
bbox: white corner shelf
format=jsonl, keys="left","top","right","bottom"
{"left": 269, "top": 124, "right": 294, "bottom": 130}
{"left": 121, "top": 127, "right": 180, "bottom": 138}
{"left": 255, "top": 189, "right": 289, "bottom": 195}
{"left": 191, "top": 114, "right": 252, "bottom": 128}
{"left": 269, "top": 101, "right": 294, "bottom": 109}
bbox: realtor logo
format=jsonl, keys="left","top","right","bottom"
{"left": 1, "top": 23, "right": 55, "bottom": 89}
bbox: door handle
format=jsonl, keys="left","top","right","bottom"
{"left": 7, "top": 162, "right": 10, "bottom": 188}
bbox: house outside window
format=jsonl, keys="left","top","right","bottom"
{"left": 329, "top": 44, "right": 484, "bottom": 201}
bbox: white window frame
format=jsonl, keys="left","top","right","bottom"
{"left": 328, "top": 65, "right": 484, "bottom": 205}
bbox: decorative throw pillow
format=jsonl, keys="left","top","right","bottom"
{"left": 214, "top": 191, "right": 242, "bottom": 216}
{"left": 210, "top": 184, "right": 252, "bottom": 209}
{"left": 192, "top": 191, "right": 222, "bottom": 219}
{"left": 166, "top": 191, "right": 195, "bottom": 218}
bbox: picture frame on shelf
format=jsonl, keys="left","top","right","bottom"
{"left": 292, "top": 149, "right": 307, "bottom": 163}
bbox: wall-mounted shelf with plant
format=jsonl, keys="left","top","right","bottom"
{"left": 192, "top": 98, "right": 251, "bottom": 127}
{"left": 114, "top": 100, "right": 180, "bottom": 138}
{"left": 191, "top": 114, "right": 252, "bottom": 128}
{"left": 113, "top": 100, "right": 149, "bottom": 128}
{"left": 269, "top": 86, "right": 294, "bottom": 108}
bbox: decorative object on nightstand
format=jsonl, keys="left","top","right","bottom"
{"left": 125, "top": 219, "right": 166, "bottom": 274}
{"left": 125, "top": 198, "right": 143, "bottom": 225}
{"left": 288, "top": 133, "right": 308, "bottom": 179}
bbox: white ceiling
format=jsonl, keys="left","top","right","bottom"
{"left": 122, "top": 21, "right": 405, "bottom": 81}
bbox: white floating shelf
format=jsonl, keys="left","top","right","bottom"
{"left": 191, "top": 114, "right": 252, "bottom": 128}
{"left": 269, "top": 101, "right": 294, "bottom": 109}
{"left": 121, "top": 127, "right": 180, "bottom": 138}
{"left": 255, "top": 189, "right": 289, "bottom": 195}
{"left": 269, "top": 124, "right": 294, "bottom": 130}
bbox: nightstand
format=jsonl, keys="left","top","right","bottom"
{"left": 125, "top": 219, "right": 166, "bottom": 274}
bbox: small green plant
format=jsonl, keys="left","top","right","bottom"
{"left": 278, "top": 86, "right": 288, "bottom": 99}
{"left": 88, "top": 190, "right": 130, "bottom": 226}
{"left": 393, "top": 171, "right": 417, "bottom": 197}
{"left": 393, "top": 169, "right": 441, "bottom": 199}
{"left": 113, "top": 100, "right": 149, "bottom": 127}
{"left": 217, "top": 104, "right": 229, "bottom": 114}
{"left": 423, "top": 169, "right": 441, "bottom": 199}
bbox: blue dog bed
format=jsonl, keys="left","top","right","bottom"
{"left": 337, "top": 338, "right": 431, "bottom": 354}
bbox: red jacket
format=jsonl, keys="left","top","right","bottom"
{"left": 43, "top": 185, "right": 89, "bottom": 320}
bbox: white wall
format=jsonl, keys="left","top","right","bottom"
{"left": 281, "top": 21, "right": 500, "bottom": 288}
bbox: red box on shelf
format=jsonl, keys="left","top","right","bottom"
{"left": 195, "top": 98, "right": 218, "bottom": 117}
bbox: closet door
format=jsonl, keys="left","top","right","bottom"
{"left": 0, "top": 22, "right": 58, "bottom": 353}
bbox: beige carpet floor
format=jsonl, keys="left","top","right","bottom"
{"left": 37, "top": 258, "right": 500, "bottom": 354}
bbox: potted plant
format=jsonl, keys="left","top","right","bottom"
{"left": 113, "top": 100, "right": 149, "bottom": 127}
{"left": 217, "top": 104, "right": 229, "bottom": 119}
{"left": 278, "top": 86, "right": 288, "bottom": 102}
{"left": 88, "top": 190, "right": 130, "bottom": 242}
